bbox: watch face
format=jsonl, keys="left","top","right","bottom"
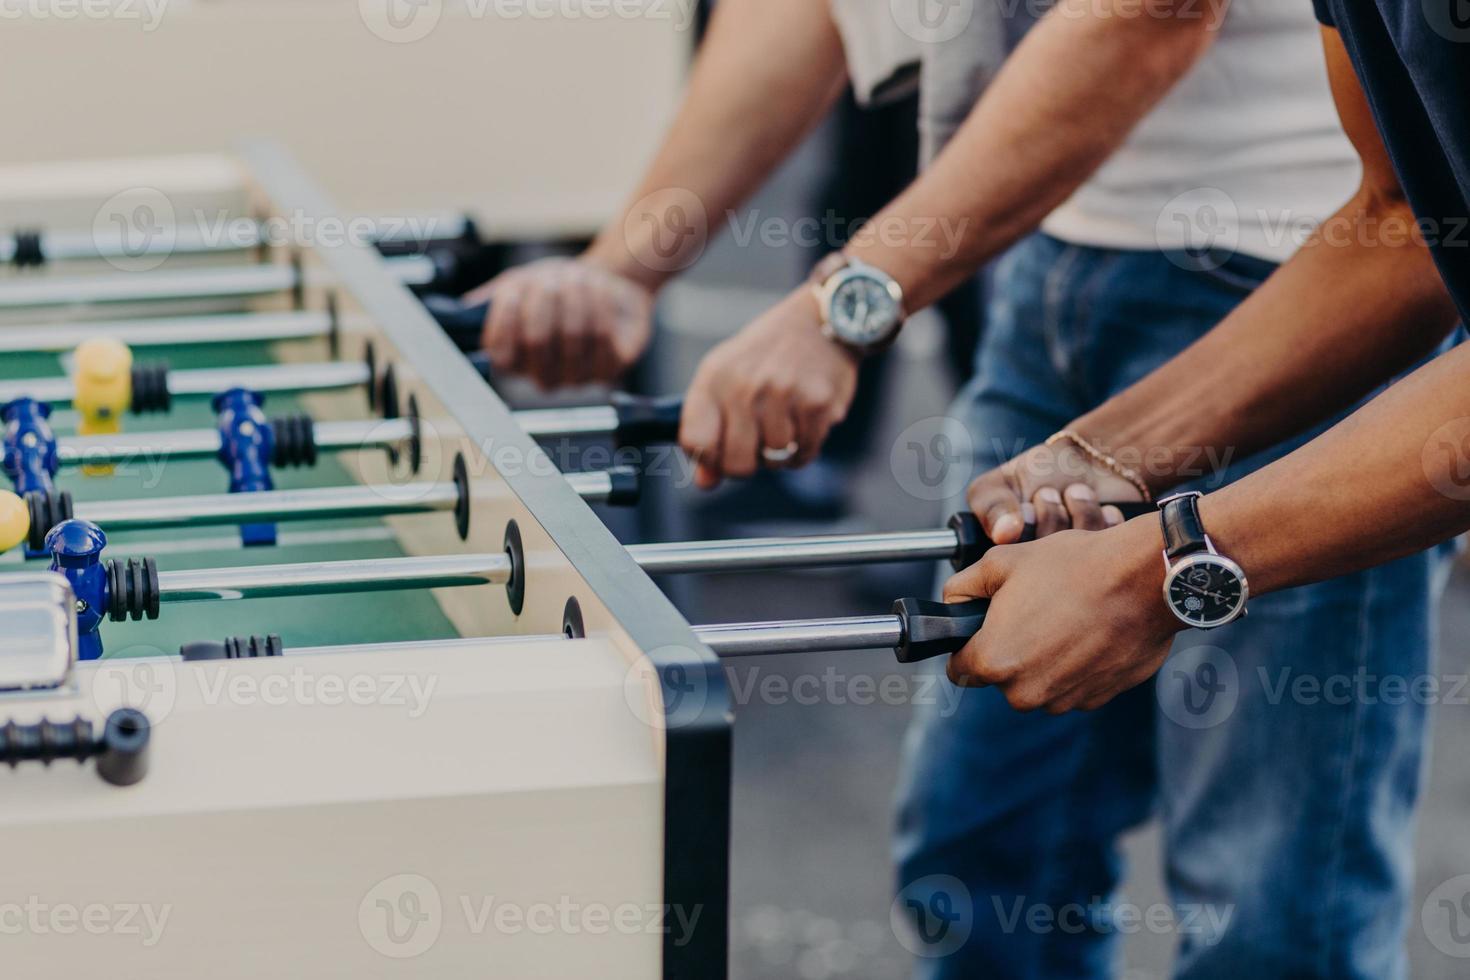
{"left": 1165, "top": 555, "right": 1248, "bottom": 629}
{"left": 829, "top": 274, "right": 900, "bottom": 346}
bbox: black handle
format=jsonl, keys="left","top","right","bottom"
{"left": 179, "top": 635, "right": 284, "bottom": 662}
{"left": 373, "top": 214, "right": 482, "bottom": 257}
{"left": 947, "top": 500, "right": 1157, "bottom": 570}
{"left": 601, "top": 466, "right": 643, "bottom": 507}
{"left": 422, "top": 295, "right": 490, "bottom": 353}
{"left": 610, "top": 393, "right": 684, "bottom": 448}
{"left": 0, "top": 708, "right": 150, "bottom": 787}
{"left": 892, "top": 598, "right": 990, "bottom": 664}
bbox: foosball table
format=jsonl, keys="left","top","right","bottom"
{"left": 0, "top": 146, "right": 1142, "bottom": 978}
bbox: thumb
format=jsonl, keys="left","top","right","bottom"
{"left": 942, "top": 546, "right": 1015, "bottom": 603}
{"left": 968, "top": 478, "right": 1033, "bottom": 545}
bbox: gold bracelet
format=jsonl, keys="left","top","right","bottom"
{"left": 1045, "top": 430, "right": 1153, "bottom": 503}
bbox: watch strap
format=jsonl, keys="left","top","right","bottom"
{"left": 1160, "top": 493, "right": 1208, "bottom": 560}
{"left": 808, "top": 252, "right": 852, "bottom": 287}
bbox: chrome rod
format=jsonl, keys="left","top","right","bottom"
{"left": 563, "top": 469, "right": 627, "bottom": 504}
{"left": 0, "top": 311, "right": 334, "bottom": 353}
{"left": 515, "top": 405, "right": 622, "bottom": 439}
{"left": 0, "top": 264, "right": 297, "bottom": 308}
{"left": 9, "top": 214, "right": 473, "bottom": 265}
{"left": 626, "top": 529, "right": 959, "bottom": 575}
{"left": 0, "top": 361, "right": 371, "bottom": 407}
{"left": 0, "top": 376, "right": 71, "bottom": 403}
{"left": 156, "top": 552, "right": 511, "bottom": 603}
{"left": 0, "top": 255, "right": 432, "bottom": 309}
{"left": 67, "top": 470, "right": 627, "bottom": 536}
{"left": 19, "top": 225, "right": 264, "bottom": 264}
{"left": 288, "top": 635, "right": 564, "bottom": 658}
{"left": 56, "top": 418, "right": 410, "bottom": 465}
{"left": 51, "top": 410, "right": 636, "bottom": 468}
{"left": 258, "top": 616, "right": 906, "bottom": 661}
{"left": 311, "top": 418, "right": 415, "bottom": 452}
{"left": 58, "top": 427, "right": 221, "bottom": 463}
{"left": 696, "top": 616, "right": 905, "bottom": 657}
{"left": 82, "top": 482, "right": 460, "bottom": 531}
{"left": 145, "top": 528, "right": 951, "bottom": 607}
{"left": 164, "top": 361, "right": 371, "bottom": 398}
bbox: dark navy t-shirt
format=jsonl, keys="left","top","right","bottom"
{"left": 1312, "top": 0, "right": 1470, "bottom": 319}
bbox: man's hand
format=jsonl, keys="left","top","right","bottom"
{"left": 967, "top": 440, "right": 1147, "bottom": 545}
{"left": 942, "top": 517, "right": 1182, "bottom": 713}
{"left": 679, "top": 288, "right": 859, "bottom": 489}
{"left": 462, "top": 257, "right": 654, "bottom": 390}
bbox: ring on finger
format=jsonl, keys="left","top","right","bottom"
{"left": 761, "top": 441, "right": 800, "bottom": 465}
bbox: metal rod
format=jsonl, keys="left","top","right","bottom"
{"left": 0, "top": 264, "right": 297, "bottom": 308}
{"left": 288, "top": 635, "right": 564, "bottom": 658}
{"left": 0, "top": 361, "right": 371, "bottom": 408}
{"left": 8, "top": 214, "right": 473, "bottom": 265}
{"left": 141, "top": 526, "right": 951, "bottom": 611}
{"left": 262, "top": 616, "right": 906, "bottom": 661}
{"left": 55, "top": 418, "right": 411, "bottom": 466}
{"left": 164, "top": 361, "right": 372, "bottom": 398}
{"left": 52, "top": 409, "right": 629, "bottom": 467}
{"left": 16, "top": 225, "right": 265, "bottom": 264}
{"left": 311, "top": 418, "right": 416, "bottom": 452}
{"left": 695, "top": 616, "right": 905, "bottom": 657}
{"left": 156, "top": 553, "right": 511, "bottom": 603}
{"left": 626, "top": 529, "right": 959, "bottom": 575}
{"left": 0, "top": 255, "right": 432, "bottom": 309}
{"left": 82, "top": 482, "right": 461, "bottom": 531}
{"left": 514, "top": 405, "right": 621, "bottom": 439}
{"left": 0, "top": 311, "right": 334, "bottom": 353}
{"left": 69, "top": 469, "right": 623, "bottom": 536}
{"left": 58, "top": 428, "right": 221, "bottom": 464}
{"left": 563, "top": 469, "right": 625, "bottom": 503}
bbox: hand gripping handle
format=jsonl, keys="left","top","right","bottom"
{"left": 892, "top": 598, "right": 990, "bottom": 663}
{"left": 946, "top": 500, "right": 1158, "bottom": 570}
{"left": 610, "top": 393, "right": 684, "bottom": 448}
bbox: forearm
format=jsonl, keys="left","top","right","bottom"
{"left": 586, "top": 0, "right": 847, "bottom": 290}
{"left": 846, "top": 0, "right": 1221, "bottom": 309}
{"left": 1072, "top": 190, "right": 1461, "bottom": 494}
{"left": 1191, "top": 341, "right": 1470, "bottom": 595}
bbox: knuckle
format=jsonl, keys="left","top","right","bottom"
{"left": 1005, "top": 687, "right": 1046, "bottom": 713}
{"left": 801, "top": 380, "right": 835, "bottom": 404}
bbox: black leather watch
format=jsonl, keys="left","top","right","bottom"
{"left": 1158, "top": 491, "right": 1248, "bottom": 629}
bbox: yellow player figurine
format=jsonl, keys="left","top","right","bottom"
{"left": 72, "top": 338, "right": 133, "bottom": 476}
{"left": 0, "top": 489, "right": 29, "bottom": 555}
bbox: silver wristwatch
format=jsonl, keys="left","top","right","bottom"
{"left": 1158, "top": 491, "right": 1249, "bottom": 629}
{"left": 809, "top": 254, "right": 906, "bottom": 356}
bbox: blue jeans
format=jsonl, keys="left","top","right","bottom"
{"left": 894, "top": 233, "right": 1449, "bottom": 979}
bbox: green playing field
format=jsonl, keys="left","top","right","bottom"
{"left": 1, "top": 336, "right": 459, "bottom": 660}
